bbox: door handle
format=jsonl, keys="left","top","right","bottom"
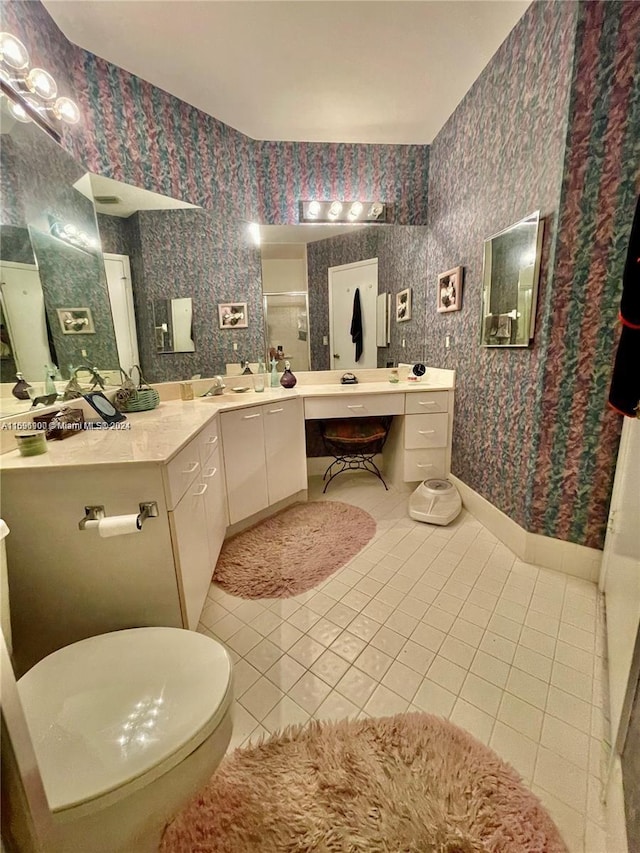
{"left": 203, "top": 467, "right": 217, "bottom": 478}
{"left": 347, "top": 404, "right": 364, "bottom": 410}
{"left": 333, "top": 353, "right": 340, "bottom": 358}
{"left": 206, "top": 435, "right": 218, "bottom": 445}
{"left": 243, "top": 413, "right": 261, "bottom": 420}
{"left": 192, "top": 483, "right": 208, "bottom": 496}
{"left": 418, "top": 430, "right": 435, "bottom": 435}
{"left": 419, "top": 401, "right": 437, "bottom": 406}
{"left": 417, "top": 463, "right": 434, "bottom": 468}
{"left": 268, "top": 408, "right": 284, "bottom": 414}
{"left": 182, "top": 461, "right": 199, "bottom": 474}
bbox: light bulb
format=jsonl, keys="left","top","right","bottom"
{"left": 368, "top": 203, "right": 384, "bottom": 219}
{"left": 52, "top": 96, "right": 80, "bottom": 125}
{"left": 8, "top": 96, "right": 37, "bottom": 123}
{"left": 26, "top": 67, "right": 57, "bottom": 100}
{"left": 348, "top": 202, "right": 363, "bottom": 221}
{"left": 328, "top": 201, "right": 343, "bottom": 220}
{"left": 307, "top": 201, "right": 321, "bottom": 218}
{"left": 0, "top": 33, "right": 29, "bottom": 70}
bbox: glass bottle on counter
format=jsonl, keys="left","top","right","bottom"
{"left": 253, "top": 358, "right": 266, "bottom": 392}
{"left": 280, "top": 360, "right": 297, "bottom": 389}
{"left": 270, "top": 357, "right": 279, "bottom": 387}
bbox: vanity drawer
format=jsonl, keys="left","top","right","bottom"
{"left": 304, "top": 393, "right": 404, "bottom": 420}
{"left": 165, "top": 438, "right": 202, "bottom": 510}
{"left": 404, "top": 413, "right": 448, "bottom": 449}
{"left": 198, "top": 417, "right": 221, "bottom": 466}
{"left": 403, "top": 448, "right": 447, "bottom": 482}
{"left": 405, "top": 390, "right": 449, "bottom": 415}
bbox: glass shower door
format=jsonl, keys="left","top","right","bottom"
{"left": 263, "top": 291, "right": 310, "bottom": 371}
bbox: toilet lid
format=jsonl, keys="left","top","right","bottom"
{"left": 17, "top": 627, "right": 232, "bottom": 813}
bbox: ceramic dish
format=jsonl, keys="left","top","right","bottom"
{"left": 232, "top": 386, "right": 251, "bottom": 393}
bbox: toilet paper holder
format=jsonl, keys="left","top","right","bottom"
{"left": 79, "top": 502, "right": 159, "bottom": 531}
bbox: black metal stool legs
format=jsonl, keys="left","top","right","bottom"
{"left": 321, "top": 451, "right": 389, "bottom": 493}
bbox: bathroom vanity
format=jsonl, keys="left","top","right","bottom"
{"left": 0, "top": 369, "right": 454, "bottom": 675}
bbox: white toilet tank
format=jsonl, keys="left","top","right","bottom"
{"left": 1, "top": 519, "right": 12, "bottom": 653}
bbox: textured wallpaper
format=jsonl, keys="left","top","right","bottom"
{"left": 125, "top": 209, "right": 263, "bottom": 382}
{"left": 255, "top": 141, "right": 429, "bottom": 225}
{"left": 425, "top": 0, "right": 578, "bottom": 538}
{"left": 529, "top": 0, "right": 640, "bottom": 549}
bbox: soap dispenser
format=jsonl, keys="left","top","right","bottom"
{"left": 44, "top": 365, "right": 57, "bottom": 396}
{"left": 11, "top": 372, "right": 32, "bottom": 400}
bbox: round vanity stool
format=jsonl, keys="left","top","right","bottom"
{"left": 16, "top": 627, "right": 233, "bottom": 853}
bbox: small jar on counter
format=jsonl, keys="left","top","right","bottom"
{"left": 180, "top": 381, "right": 194, "bottom": 401}
{"left": 15, "top": 432, "right": 48, "bottom": 457}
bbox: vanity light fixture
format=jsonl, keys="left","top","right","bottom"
{"left": 0, "top": 31, "right": 80, "bottom": 142}
{"left": 299, "top": 200, "right": 390, "bottom": 224}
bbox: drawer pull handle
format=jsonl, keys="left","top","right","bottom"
{"left": 243, "top": 413, "right": 261, "bottom": 420}
{"left": 204, "top": 467, "right": 217, "bottom": 478}
{"left": 418, "top": 430, "right": 436, "bottom": 435}
{"left": 419, "top": 401, "right": 437, "bottom": 406}
{"left": 193, "top": 483, "right": 208, "bottom": 496}
{"left": 269, "top": 408, "right": 284, "bottom": 414}
{"left": 417, "top": 463, "right": 434, "bottom": 469}
{"left": 206, "top": 435, "right": 218, "bottom": 445}
{"left": 182, "top": 461, "right": 199, "bottom": 474}
{"left": 347, "top": 404, "right": 364, "bottom": 409}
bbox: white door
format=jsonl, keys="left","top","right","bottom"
{"left": 0, "top": 261, "right": 52, "bottom": 382}
{"left": 329, "top": 258, "right": 378, "bottom": 370}
{"left": 601, "top": 417, "right": 640, "bottom": 755}
{"left": 103, "top": 254, "right": 139, "bottom": 372}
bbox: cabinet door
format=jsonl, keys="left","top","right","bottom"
{"left": 169, "top": 482, "right": 210, "bottom": 630}
{"left": 264, "top": 398, "right": 307, "bottom": 505}
{"left": 202, "top": 446, "right": 227, "bottom": 569}
{"left": 221, "top": 406, "right": 269, "bottom": 524}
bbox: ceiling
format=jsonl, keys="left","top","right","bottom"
{"left": 76, "top": 173, "right": 199, "bottom": 217}
{"left": 43, "top": 0, "right": 530, "bottom": 145}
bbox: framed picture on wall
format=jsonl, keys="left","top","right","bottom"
{"left": 437, "top": 267, "right": 463, "bottom": 313}
{"left": 396, "top": 288, "right": 412, "bottom": 322}
{"left": 218, "top": 302, "right": 248, "bottom": 329}
{"left": 57, "top": 307, "right": 95, "bottom": 334}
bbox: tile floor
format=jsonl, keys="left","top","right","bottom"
{"left": 198, "top": 475, "right": 611, "bottom": 853}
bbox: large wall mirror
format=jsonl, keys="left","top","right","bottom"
{"left": 258, "top": 223, "right": 427, "bottom": 372}
{"left": 480, "top": 211, "right": 544, "bottom": 347}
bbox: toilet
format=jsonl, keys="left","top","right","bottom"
{"left": 1, "top": 522, "right": 234, "bottom": 853}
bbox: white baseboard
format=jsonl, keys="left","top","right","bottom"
{"left": 605, "top": 756, "right": 629, "bottom": 853}
{"left": 449, "top": 474, "right": 602, "bottom": 582}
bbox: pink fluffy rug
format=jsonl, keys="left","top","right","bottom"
{"left": 161, "top": 712, "right": 568, "bottom": 853}
{"left": 213, "top": 501, "right": 376, "bottom": 599}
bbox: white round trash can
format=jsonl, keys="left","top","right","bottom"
{"left": 408, "top": 479, "right": 462, "bottom": 526}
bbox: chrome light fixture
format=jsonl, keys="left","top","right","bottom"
{"left": 0, "top": 32, "right": 80, "bottom": 141}
{"left": 300, "top": 200, "right": 390, "bottom": 224}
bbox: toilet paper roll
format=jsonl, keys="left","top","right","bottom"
{"left": 97, "top": 514, "right": 141, "bottom": 538}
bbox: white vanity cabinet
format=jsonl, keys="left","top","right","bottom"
{"left": 221, "top": 397, "right": 306, "bottom": 526}
{"left": 166, "top": 414, "right": 228, "bottom": 629}
{"left": 398, "top": 390, "right": 452, "bottom": 482}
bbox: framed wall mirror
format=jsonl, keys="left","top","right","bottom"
{"left": 480, "top": 211, "right": 544, "bottom": 347}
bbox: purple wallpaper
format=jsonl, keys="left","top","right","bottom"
{"left": 125, "top": 210, "right": 263, "bottom": 382}
{"left": 424, "top": 0, "right": 577, "bottom": 536}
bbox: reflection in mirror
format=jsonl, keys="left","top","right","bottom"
{"left": 154, "top": 297, "right": 196, "bottom": 353}
{"left": 0, "top": 102, "right": 122, "bottom": 416}
{"left": 480, "top": 211, "right": 543, "bottom": 347}
{"left": 258, "top": 224, "right": 427, "bottom": 371}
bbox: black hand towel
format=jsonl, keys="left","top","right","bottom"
{"left": 350, "top": 288, "right": 363, "bottom": 362}
{"left": 609, "top": 195, "right": 640, "bottom": 417}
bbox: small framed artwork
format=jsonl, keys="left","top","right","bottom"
{"left": 218, "top": 302, "right": 248, "bottom": 329}
{"left": 396, "top": 288, "right": 412, "bottom": 323}
{"left": 437, "top": 267, "right": 463, "bottom": 313}
{"left": 57, "top": 307, "right": 95, "bottom": 334}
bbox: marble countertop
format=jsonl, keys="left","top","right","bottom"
{"left": 0, "top": 377, "right": 454, "bottom": 472}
